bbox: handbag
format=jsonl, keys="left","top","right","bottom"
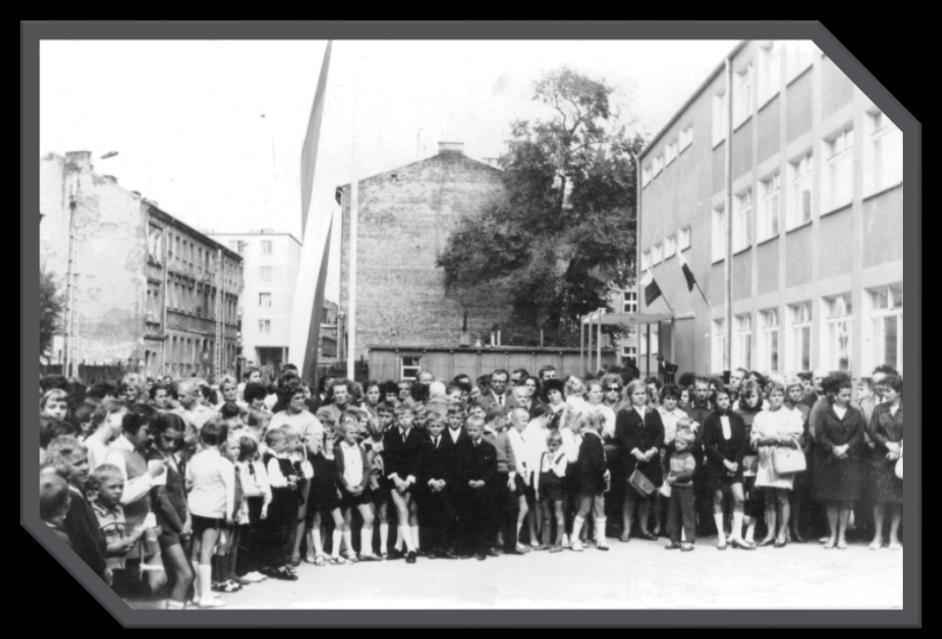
{"left": 772, "top": 439, "right": 807, "bottom": 475}
{"left": 628, "top": 468, "right": 657, "bottom": 497}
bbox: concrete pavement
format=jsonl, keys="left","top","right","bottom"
{"left": 127, "top": 536, "right": 904, "bottom": 610}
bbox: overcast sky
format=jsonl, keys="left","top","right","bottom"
{"left": 40, "top": 39, "right": 739, "bottom": 301}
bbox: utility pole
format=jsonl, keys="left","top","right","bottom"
{"left": 214, "top": 248, "right": 224, "bottom": 380}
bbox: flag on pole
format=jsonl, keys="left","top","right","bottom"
{"left": 296, "top": 41, "right": 332, "bottom": 383}
{"left": 642, "top": 269, "right": 663, "bottom": 306}
{"left": 677, "top": 250, "right": 697, "bottom": 292}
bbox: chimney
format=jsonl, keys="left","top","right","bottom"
{"left": 65, "top": 150, "right": 93, "bottom": 171}
{"left": 438, "top": 141, "right": 464, "bottom": 155}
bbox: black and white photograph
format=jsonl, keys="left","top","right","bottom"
{"left": 25, "top": 22, "right": 918, "bottom": 623}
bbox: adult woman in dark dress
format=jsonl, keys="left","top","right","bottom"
{"left": 812, "top": 375, "right": 866, "bottom": 550}
{"left": 866, "top": 374, "right": 903, "bottom": 550}
{"left": 615, "top": 380, "right": 663, "bottom": 542}
{"left": 702, "top": 387, "right": 751, "bottom": 550}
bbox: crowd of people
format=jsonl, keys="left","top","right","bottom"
{"left": 37, "top": 361, "right": 904, "bottom": 609}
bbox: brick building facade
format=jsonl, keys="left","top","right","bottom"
{"left": 338, "top": 143, "right": 509, "bottom": 361}
{"left": 40, "top": 151, "right": 243, "bottom": 380}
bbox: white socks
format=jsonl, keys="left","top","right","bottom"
{"left": 714, "top": 513, "right": 727, "bottom": 545}
{"left": 342, "top": 529, "right": 354, "bottom": 557}
{"left": 380, "top": 523, "right": 389, "bottom": 554}
{"left": 198, "top": 564, "right": 223, "bottom": 607}
{"left": 732, "top": 511, "right": 745, "bottom": 541}
{"left": 331, "top": 529, "right": 343, "bottom": 558}
{"left": 571, "top": 516, "right": 585, "bottom": 550}
{"left": 312, "top": 528, "right": 324, "bottom": 556}
{"left": 399, "top": 524, "right": 416, "bottom": 552}
{"left": 595, "top": 517, "right": 608, "bottom": 548}
{"left": 411, "top": 525, "right": 421, "bottom": 551}
{"left": 360, "top": 528, "right": 374, "bottom": 556}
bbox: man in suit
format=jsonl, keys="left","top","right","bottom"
{"left": 476, "top": 369, "right": 517, "bottom": 411}
{"left": 416, "top": 413, "right": 459, "bottom": 559}
{"left": 456, "top": 415, "right": 498, "bottom": 560}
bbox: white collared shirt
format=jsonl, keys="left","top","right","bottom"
{"left": 448, "top": 427, "right": 463, "bottom": 444}
{"left": 185, "top": 446, "right": 236, "bottom": 519}
{"left": 658, "top": 406, "right": 687, "bottom": 444}
{"left": 339, "top": 440, "right": 365, "bottom": 486}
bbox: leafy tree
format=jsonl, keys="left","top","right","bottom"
{"left": 40, "top": 264, "right": 64, "bottom": 359}
{"left": 437, "top": 67, "right": 644, "bottom": 345}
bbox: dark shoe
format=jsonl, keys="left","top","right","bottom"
{"left": 731, "top": 539, "right": 756, "bottom": 550}
{"left": 774, "top": 538, "right": 787, "bottom": 548}
{"left": 439, "top": 550, "right": 459, "bottom": 560}
{"left": 476, "top": 553, "right": 487, "bottom": 561}
{"left": 640, "top": 531, "right": 657, "bottom": 541}
{"left": 405, "top": 551, "right": 417, "bottom": 564}
{"left": 387, "top": 549, "right": 404, "bottom": 560}
{"left": 486, "top": 548, "right": 500, "bottom": 557}
{"left": 272, "top": 567, "right": 298, "bottom": 581}
{"left": 458, "top": 552, "right": 473, "bottom": 559}
{"left": 665, "top": 541, "right": 681, "bottom": 550}
{"left": 758, "top": 537, "right": 775, "bottom": 548}
{"left": 680, "top": 542, "right": 695, "bottom": 552}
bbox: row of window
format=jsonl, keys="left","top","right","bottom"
{"left": 641, "top": 125, "right": 693, "bottom": 188}
{"left": 709, "top": 111, "right": 902, "bottom": 261}
{"left": 166, "top": 334, "right": 236, "bottom": 367}
{"left": 710, "top": 284, "right": 902, "bottom": 376}
{"left": 641, "top": 227, "right": 692, "bottom": 270}
{"left": 228, "top": 238, "right": 273, "bottom": 256}
{"left": 165, "top": 274, "right": 238, "bottom": 321}
{"left": 713, "top": 41, "right": 818, "bottom": 147}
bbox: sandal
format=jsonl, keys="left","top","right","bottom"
{"left": 303, "top": 554, "right": 318, "bottom": 564}
{"left": 314, "top": 555, "right": 327, "bottom": 566}
{"left": 220, "top": 579, "right": 242, "bottom": 593}
{"left": 329, "top": 556, "right": 347, "bottom": 565}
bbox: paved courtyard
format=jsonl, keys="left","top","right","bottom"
{"left": 127, "top": 536, "right": 904, "bottom": 610}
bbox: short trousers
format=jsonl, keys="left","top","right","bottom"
{"left": 191, "top": 514, "right": 224, "bottom": 536}
{"left": 340, "top": 489, "right": 373, "bottom": 509}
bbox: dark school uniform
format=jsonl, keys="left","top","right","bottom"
{"left": 701, "top": 410, "right": 749, "bottom": 492}
{"left": 616, "top": 407, "right": 663, "bottom": 501}
{"left": 455, "top": 438, "right": 498, "bottom": 556}
{"left": 382, "top": 426, "right": 428, "bottom": 492}
{"left": 416, "top": 432, "right": 459, "bottom": 555}
{"left": 575, "top": 430, "right": 607, "bottom": 496}
{"left": 262, "top": 451, "right": 299, "bottom": 568}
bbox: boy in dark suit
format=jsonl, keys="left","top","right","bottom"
{"left": 456, "top": 415, "right": 498, "bottom": 560}
{"left": 416, "top": 412, "right": 458, "bottom": 559}
{"left": 382, "top": 403, "right": 427, "bottom": 563}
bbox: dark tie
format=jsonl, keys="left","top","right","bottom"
{"left": 498, "top": 395, "right": 504, "bottom": 406}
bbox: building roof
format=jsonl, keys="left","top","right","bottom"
{"left": 146, "top": 204, "right": 243, "bottom": 262}
{"left": 368, "top": 344, "right": 616, "bottom": 354}
{"left": 209, "top": 230, "right": 302, "bottom": 247}
{"left": 335, "top": 149, "right": 503, "bottom": 202}
{"left": 639, "top": 40, "right": 747, "bottom": 160}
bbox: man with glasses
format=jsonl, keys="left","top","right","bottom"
{"left": 476, "top": 369, "right": 518, "bottom": 411}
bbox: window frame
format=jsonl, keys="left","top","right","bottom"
{"left": 786, "top": 150, "right": 814, "bottom": 229}
{"left": 758, "top": 171, "right": 782, "bottom": 241}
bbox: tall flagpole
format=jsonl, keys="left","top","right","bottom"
{"left": 346, "top": 53, "right": 358, "bottom": 381}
